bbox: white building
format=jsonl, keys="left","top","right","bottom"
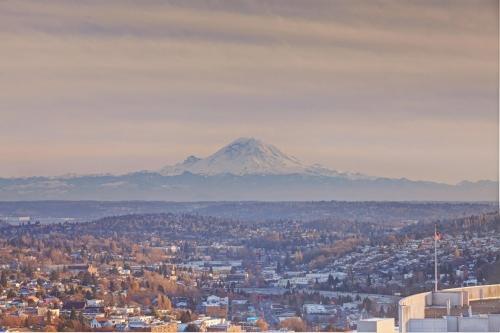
{"left": 398, "top": 284, "right": 500, "bottom": 333}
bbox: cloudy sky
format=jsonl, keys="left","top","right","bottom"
{"left": 0, "top": 0, "right": 498, "bottom": 183}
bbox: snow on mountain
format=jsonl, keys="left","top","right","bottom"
{"left": 1, "top": 137, "right": 497, "bottom": 201}
{"left": 159, "top": 137, "right": 368, "bottom": 178}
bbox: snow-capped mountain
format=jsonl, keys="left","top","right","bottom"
{"left": 159, "top": 137, "right": 366, "bottom": 178}
{"left": 0, "top": 137, "right": 497, "bottom": 201}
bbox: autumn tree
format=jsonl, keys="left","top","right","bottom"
{"left": 256, "top": 318, "right": 269, "bottom": 331}
{"left": 280, "top": 318, "right": 307, "bottom": 332}
{"left": 180, "top": 310, "right": 192, "bottom": 323}
{"left": 49, "top": 270, "right": 59, "bottom": 282}
{"left": 157, "top": 294, "right": 172, "bottom": 310}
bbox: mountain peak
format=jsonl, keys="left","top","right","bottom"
{"left": 230, "top": 137, "right": 261, "bottom": 145}
{"left": 213, "top": 137, "right": 297, "bottom": 161}
{"left": 160, "top": 137, "right": 302, "bottom": 176}
{"left": 159, "top": 137, "right": 364, "bottom": 178}
{"left": 216, "top": 137, "right": 267, "bottom": 156}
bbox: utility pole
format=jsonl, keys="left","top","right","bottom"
{"left": 434, "top": 223, "right": 438, "bottom": 292}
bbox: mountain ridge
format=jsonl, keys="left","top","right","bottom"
{"left": 0, "top": 137, "right": 497, "bottom": 201}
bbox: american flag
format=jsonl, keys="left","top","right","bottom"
{"left": 434, "top": 230, "right": 442, "bottom": 241}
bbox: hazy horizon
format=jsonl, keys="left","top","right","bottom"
{"left": 1, "top": 0, "right": 498, "bottom": 183}
{"left": 1, "top": 136, "right": 498, "bottom": 185}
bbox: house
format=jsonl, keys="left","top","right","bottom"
{"left": 37, "top": 307, "right": 60, "bottom": 318}
{"left": 206, "top": 323, "right": 242, "bottom": 332}
{"left": 86, "top": 299, "right": 104, "bottom": 307}
{"left": 150, "top": 321, "right": 178, "bottom": 332}
{"left": 278, "top": 276, "right": 309, "bottom": 288}
{"left": 90, "top": 317, "right": 113, "bottom": 330}
{"left": 302, "top": 304, "right": 338, "bottom": 324}
{"left": 83, "top": 306, "right": 106, "bottom": 318}
{"left": 189, "top": 316, "right": 226, "bottom": 332}
{"left": 107, "top": 315, "right": 127, "bottom": 326}
{"left": 203, "top": 296, "right": 228, "bottom": 318}
{"left": 173, "top": 297, "right": 189, "bottom": 309}
{"left": 61, "top": 300, "right": 86, "bottom": 315}
{"left": 66, "top": 264, "right": 98, "bottom": 275}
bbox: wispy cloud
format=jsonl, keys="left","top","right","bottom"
{"left": 0, "top": 0, "right": 497, "bottom": 182}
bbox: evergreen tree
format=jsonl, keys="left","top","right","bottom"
{"left": 70, "top": 309, "right": 77, "bottom": 320}
{"left": 0, "top": 271, "right": 7, "bottom": 287}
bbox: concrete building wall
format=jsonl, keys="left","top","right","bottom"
{"left": 457, "top": 317, "right": 489, "bottom": 332}
{"left": 408, "top": 318, "right": 447, "bottom": 332}
{"left": 432, "top": 291, "right": 466, "bottom": 307}
{"left": 462, "top": 284, "right": 500, "bottom": 301}
{"left": 488, "top": 314, "right": 500, "bottom": 332}
{"left": 376, "top": 318, "right": 396, "bottom": 333}
{"left": 358, "top": 318, "right": 394, "bottom": 333}
{"left": 399, "top": 292, "right": 430, "bottom": 333}
{"left": 444, "top": 316, "right": 458, "bottom": 332}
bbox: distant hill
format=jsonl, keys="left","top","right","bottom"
{"left": 400, "top": 211, "right": 500, "bottom": 238}
{"left": 0, "top": 200, "right": 497, "bottom": 223}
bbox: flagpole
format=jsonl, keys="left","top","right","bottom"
{"left": 434, "top": 224, "right": 438, "bottom": 292}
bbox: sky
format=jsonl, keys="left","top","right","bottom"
{"left": 0, "top": 0, "right": 498, "bottom": 184}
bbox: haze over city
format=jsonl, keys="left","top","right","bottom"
{"left": 1, "top": 0, "right": 498, "bottom": 183}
